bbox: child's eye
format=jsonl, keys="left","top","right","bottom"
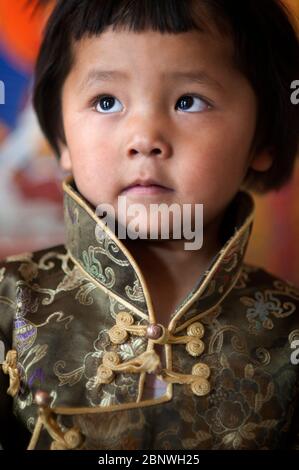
{"left": 175, "top": 95, "right": 211, "bottom": 113}
{"left": 92, "top": 94, "right": 211, "bottom": 114}
{"left": 93, "top": 95, "right": 124, "bottom": 113}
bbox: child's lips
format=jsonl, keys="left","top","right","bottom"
{"left": 121, "top": 178, "right": 174, "bottom": 196}
{"left": 121, "top": 184, "right": 173, "bottom": 195}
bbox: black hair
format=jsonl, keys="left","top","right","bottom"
{"left": 33, "top": 0, "right": 299, "bottom": 192}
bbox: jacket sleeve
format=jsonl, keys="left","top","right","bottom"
{"left": 0, "top": 262, "right": 15, "bottom": 448}
{"left": 286, "top": 334, "right": 299, "bottom": 449}
{"left": 0, "top": 261, "right": 30, "bottom": 450}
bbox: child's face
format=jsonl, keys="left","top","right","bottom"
{"left": 61, "top": 28, "right": 270, "bottom": 233}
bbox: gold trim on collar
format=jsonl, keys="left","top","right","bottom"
{"left": 63, "top": 176, "right": 156, "bottom": 322}
{"left": 63, "top": 176, "right": 254, "bottom": 330}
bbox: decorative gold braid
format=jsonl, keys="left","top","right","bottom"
{"left": 108, "top": 312, "right": 147, "bottom": 344}
{"left": 108, "top": 314, "right": 206, "bottom": 357}
{"left": 106, "top": 316, "right": 210, "bottom": 395}
{"left": 152, "top": 322, "right": 205, "bottom": 357}
{"left": 158, "top": 362, "right": 211, "bottom": 397}
{"left": 1, "top": 349, "right": 20, "bottom": 397}
{"left": 96, "top": 346, "right": 211, "bottom": 397}
{"left": 38, "top": 407, "right": 84, "bottom": 450}
{"left": 96, "top": 350, "right": 161, "bottom": 385}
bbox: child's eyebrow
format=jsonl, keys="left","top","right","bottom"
{"left": 167, "top": 71, "right": 224, "bottom": 91}
{"left": 80, "top": 70, "right": 128, "bottom": 91}
{"left": 79, "top": 69, "right": 224, "bottom": 92}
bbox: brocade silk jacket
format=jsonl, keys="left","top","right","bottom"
{"left": 0, "top": 178, "right": 299, "bottom": 450}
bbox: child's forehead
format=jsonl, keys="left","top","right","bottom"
{"left": 70, "top": 27, "right": 235, "bottom": 76}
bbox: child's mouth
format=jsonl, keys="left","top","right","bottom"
{"left": 121, "top": 178, "right": 174, "bottom": 196}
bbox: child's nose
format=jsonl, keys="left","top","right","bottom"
{"left": 124, "top": 130, "right": 172, "bottom": 159}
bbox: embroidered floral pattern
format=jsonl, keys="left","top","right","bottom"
{"left": 204, "top": 353, "right": 279, "bottom": 449}
{"left": 125, "top": 278, "right": 145, "bottom": 303}
{"left": 82, "top": 246, "right": 115, "bottom": 288}
{"left": 95, "top": 236, "right": 131, "bottom": 267}
{"left": 234, "top": 264, "right": 259, "bottom": 289}
{"left": 241, "top": 289, "right": 296, "bottom": 334}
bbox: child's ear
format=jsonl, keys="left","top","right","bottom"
{"left": 250, "top": 149, "right": 273, "bottom": 172}
{"left": 60, "top": 146, "right": 72, "bottom": 172}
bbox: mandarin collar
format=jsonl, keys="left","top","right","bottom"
{"left": 63, "top": 177, "right": 254, "bottom": 331}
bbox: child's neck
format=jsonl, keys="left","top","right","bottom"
{"left": 122, "top": 216, "right": 223, "bottom": 325}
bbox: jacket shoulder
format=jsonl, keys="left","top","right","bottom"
{"left": 0, "top": 244, "right": 68, "bottom": 339}
{"left": 237, "top": 262, "right": 299, "bottom": 296}
{"left": 233, "top": 262, "right": 299, "bottom": 335}
{"left": 239, "top": 263, "right": 299, "bottom": 298}
{"left": 0, "top": 244, "right": 68, "bottom": 283}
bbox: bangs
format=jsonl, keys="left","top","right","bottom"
{"left": 61, "top": 0, "right": 230, "bottom": 39}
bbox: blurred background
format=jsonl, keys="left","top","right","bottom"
{"left": 0, "top": 0, "right": 298, "bottom": 286}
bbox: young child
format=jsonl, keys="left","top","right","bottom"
{"left": 0, "top": 0, "right": 299, "bottom": 450}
